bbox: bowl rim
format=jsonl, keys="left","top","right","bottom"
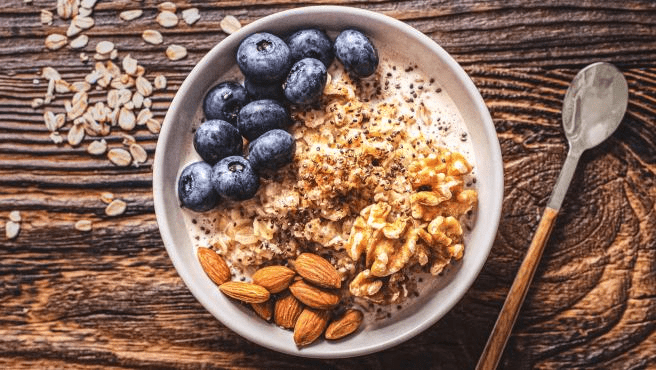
{"left": 153, "top": 5, "right": 503, "bottom": 358}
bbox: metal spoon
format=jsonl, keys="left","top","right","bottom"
{"left": 476, "top": 62, "right": 629, "bottom": 370}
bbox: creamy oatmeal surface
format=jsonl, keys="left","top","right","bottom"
{"left": 183, "top": 53, "right": 477, "bottom": 322}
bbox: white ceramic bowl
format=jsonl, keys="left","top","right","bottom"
{"left": 153, "top": 5, "right": 503, "bottom": 358}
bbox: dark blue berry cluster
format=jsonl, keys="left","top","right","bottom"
{"left": 178, "top": 28, "right": 378, "bottom": 212}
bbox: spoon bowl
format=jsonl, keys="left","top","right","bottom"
{"left": 562, "top": 62, "right": 629, "bottom": 150}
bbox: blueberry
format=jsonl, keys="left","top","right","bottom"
{"left": 237, "top": 32, "right": 292, "bottom": 84}
{"left": 203, "top": 81, "right": 249, "bottom": 124}
{"left": 333, "top": 29, "right": 379, "bottom": 78}
{"left": 248, "top": 129, "right": 295, "bottom": 172}
{"left": 283, "top": 58, "right": 327, "bottom": 105}
{"left": 211, "top": 156, "right": 259, "bottom": 201}
{"left": 237, "top": 99, "right": 292, "bottom": 141}
{"left": 178, "top": 161, "right": 219, "bottom": 212}
{"left": 286, "top": 28, "right": 334, "bottom": 68}
{"left": 193, "top": 119, "right": 243, "bottom": 165}
{"left": 244, "top": 78, "right": 284, "bottom": 101}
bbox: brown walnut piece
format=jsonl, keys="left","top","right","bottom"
{"left": 219, "top": 281, "right": 270, "bottom": 304}
{"left": 289, "top": 279, "right": 340, "bottom": 310}
{"left": 325, "top": 309, "right": 364, "bottom": 340}
{"left": 293, "top": 308, "right": 330, "bottom": 348}
{"left": 292, "top": 253, "right": 342, "bottom": 289}
{"left": 273, "top": 291, "right": 304, "bottom": 329}
{"left": 251, "top": 265, "right": 296, "bottom": 293}
{"left": 197, "top": 247, "right": 231, "bottom": 285}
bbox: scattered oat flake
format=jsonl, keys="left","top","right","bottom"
{"left": 143, "top": 98, "right": 152, "bottom": 109}
{"left": 42, "top": 67, "right": 61, "bottom": 81}
{"left": 120, "top": 9, "right": 143, "bottom": 21}
{"left": 136, "top": 76, "right": 153, "bottom": 97}
{"left": 220, "top": 15, "right": 241, "bottom": 34}
{"left": 31, "top": 98, "right": 44, "bottom": 108}
{"left": 110, "top": 49, "right": 118, "bottom": 60}
{"left": 158, "top": 1, "right": 177, "bottom": 12}
{"left": 182, "top": 8, "right": 200, "bottom": 25}
{"left": 45, "top": 34, "right": 67, "bottom": 50}
{"left": 118, "top": 107, "right": 136, "bottom": 130}
{"left": 71, "top": 81, "right": 91, "bottom": 92}
{"left": 96, "top": 41, "right": 115, "bottom": 55}
{"left": 132, "top": 92, "right": 144, "bottom": 109}
{"left": 80, "top": 0, "right": 96, "bottom": 8}
{"left": 129, "top": 143, "right": 148, "bottom": 165}
{"left": 122, "top": 54, "right": 138, "bottom": 76}
{"left": 6, "top": 221, "right": 20, "bottom": 240}
{"left": 41, "top": 10, "right": 53, "bottom": 25}
{"left": 55, "top": 79, "right": 71, "bottom": 94}
{"left": 154, "top": 75, "right": 167, "bottom": 90}
{"left": 105, "top": 199, "right": 127, "bottom": 216}
{"left": 87, "top": 139, "right": 107, "bottom": 155}
{"left": 166, "top": 45, "right": 187, "bottom": 61}
{"left": 44, "top": 111, "right": 57, "bottom": 131}
{"left": 9, "top": 211, "right": 21, "bottom": 223}
{"left": 136, "top": 108, "right": 153, "bottom": 126}
{"left": 66, "top": 23, "right": 82, "bottom": 37}
{"left": 75, "top": 219, "right": 92, "bottom": 231}
{"left": 80, "top": 52, "right": 89, "bottom": 62}
{"left": 100, "top": 192, "right": 114, "bottom": 204}
{"left": 69, "top": 34, "right": 88, "bottom": 49}
{"left": 57, "top": 0, "right": 77, "bottom": 20}
{"left": 68, "top": 122, "right": 85, "bottom": 146}
{"left": 50, "top": 132, "right": 64, "bottom": 144}
{"left": 156, "top": 11, "right": 178, "bottom": 28}
{"left": 146, "top": 118, "right": 161, "bottom": 134}
{"left": 73, "top": 16, "right": 94, "bottom": 30}
{"left": 55, "top": 113, "right": 66, "bottom": 129}
{"left": 107, "top": 148, "right": 132, "bottom": 166}
{"left": 78, "top": 7, "right": 93, "bottom": 18}
{"left": 142, "top": 30, "right": 163, "bottom": 45}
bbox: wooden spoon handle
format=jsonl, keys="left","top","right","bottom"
{"left": 475, "top": 206, "right": 559, "bottom": 370}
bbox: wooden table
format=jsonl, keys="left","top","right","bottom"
{"left": 2, "top": 1, "right": 655, "bottom": 368}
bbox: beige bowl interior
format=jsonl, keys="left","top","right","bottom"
{"left": 153, "top": 5, "right": 503, "bottom": 358}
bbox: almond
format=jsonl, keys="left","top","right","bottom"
{"left": 293, "top": 308, "right": 330, "bottom": 348}
{"left": 250, "top": 300, "right": 273, "bottom": 321}
{"left": 292, "top": 253, "right": 341, "bottom": 289}
{"left": 289, "top": 280, "right": 340, "bottom": 310}
{"left": 325, "top": 309, "right": 364, "bottom": 340}
{"left": 252, "top": 265, "right": 295, "bottom": 293}
{"left": 219, "top": 281, "right": 269, "bottom": 304}
{"left": 197, "top": 247, "right": 231, "bottom": 285}
{"left": 273, "top": 292, "right": 303, "bottom": 329}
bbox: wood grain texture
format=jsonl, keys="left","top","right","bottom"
{"left": 1, "top": 1, "right": 655, "bottom": 369}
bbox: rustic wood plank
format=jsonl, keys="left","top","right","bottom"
{"left": 1, "top": 0, "right": 655, "bottom": 369}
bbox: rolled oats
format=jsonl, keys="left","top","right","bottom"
{"left": 182, "top": 8, "right": 200, "bottom": 25}
{"left": 146, "top": 118, "right": 161, "bottom": 134}
{"left": 69, "top": 34, "right": 88, "bottom": 49}
{"left": 45, "top": 34, "right": 67, "bottom": 50}
{"left": 220, "top": 15, "right": 241, "bottom": 34}
{"left": 158, "top": 1, "right": 177, "bottom": 12}
{"left": 107, "top": 148, "right": 131, "bottom": 166}
{"left": 50, "top": 132, "right": 64, "bottom": 144}
{"left": 100, "top": 192, "right": 114, "bottom": 204}
{"left": 9, "top": 211, "right": 22, "bottom": 223}
{"left": 122, "top": 54, "right": 138, "bottom": 76}
{"left": 67, "top": 121, "right": 85, "bottom": 146}
{"left": 135, "top": 76, "right": 153, "bottom": 97}
{"left": 6, "top": 221, "right": 20, "bottom": 240}
{"left": 96, "top": 41, "right": 115, "bottom": 55}
{"left": 73, "top": 16, "right": 94, "bottom": 30}
{"left": 129, "top": 143, "right": 147, "bottom": 165}
{"left": 87, "top": 139, "right": 107, "bottom": 155}
{"left": 75, "top": 219, "right": 93, "bottom": 231}
{"left": 136, "top": 108, "right": 152, "bottom": 126}
{"left": 105, "top": 199, "right": 127, "bottom": 216}
{"left": 41, "top": 10, "right": 54, "bottom": 25}
{"left": 118, "top": 107, "right": 136, "bottom": 130}
{"left": 119, "top": 9, "right": 143, "bottom": 21}
{"left": 66, "top": 23, "right": 82, "bottom": 37}
{"left": 142, "top": 30, "right": 163, "bottom": 45}
{"left": 156, "top": 11, "right": 178, "bottom": 28}
{"left": 165, "top": 44, "right": 187, "bottom": 61}
{"left": 154, "top": 75, "right": 167, "bottom": 90}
